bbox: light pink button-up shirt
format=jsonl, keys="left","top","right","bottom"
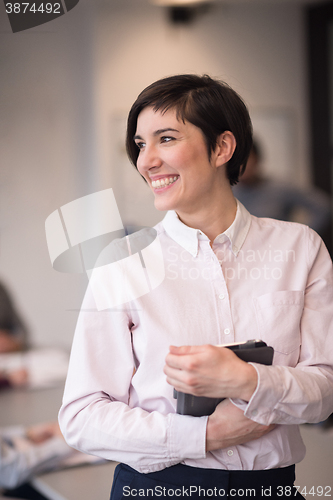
{"left": 59, "top": 201, "right": 333, "bottom": 473}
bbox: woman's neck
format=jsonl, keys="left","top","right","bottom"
{"left": 176, "top": 187, "right": 237, "bottom": 243}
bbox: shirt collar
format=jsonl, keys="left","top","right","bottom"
{"left": 162, "top": 199, "right": 251, "bottom": 258}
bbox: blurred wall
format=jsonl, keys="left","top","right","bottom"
{"left": 0, "top": 3, "right": 96, "bottom": 348}
{"left": 0, "top": 0, "right": 310, "bottom": 348}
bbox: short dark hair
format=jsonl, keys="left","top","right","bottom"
{"left": 126, "top": 74, "right": 253, "bottom": 185}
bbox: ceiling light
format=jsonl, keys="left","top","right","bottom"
{"left": 151, "top": 0, "right": 213, "bottom": 25}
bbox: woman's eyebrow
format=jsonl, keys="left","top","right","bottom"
{"left": 153, "top": 128, "right": 180, "bottom": 135}
{"left": 134, "top": 128, "right": 180, "bottom": 141}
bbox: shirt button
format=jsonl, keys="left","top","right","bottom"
{"left": 219, "top": 294, "right": 225, "bottom": 300}
{"left": 252, "top": 410, "right": 258, "bottom": 416}
{"left": 227, "top": 450, "right": 233, "bottom": 456}
{"left": 224, "top": 328, "right": 231, "bottom": 335}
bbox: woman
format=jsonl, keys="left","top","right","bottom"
{"left": 59, "top": 75, "right": 333, "bottom": 498}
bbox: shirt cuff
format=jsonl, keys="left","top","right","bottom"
{"left": 231, "top": 363, "right": 283, "bottom": 425}
{"left": 168, "top": 413, "right": 207, "bottom": 461}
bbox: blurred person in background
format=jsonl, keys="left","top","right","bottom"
{"left": 0, "top": 422, "right": 72, "bottom": 499}
{"left": 0, "top": 282, "right": 29, "bottom": 354}
{"left": 0, "top": 282, "right": 29, "bottom": 390}
{"left": 232, "top": 140, "right": 331, "bottom": 237}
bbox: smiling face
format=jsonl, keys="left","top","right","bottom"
{"left": 134, "top": 106, "right": 232, "bottom": 220}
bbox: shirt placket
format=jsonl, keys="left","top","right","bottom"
{"left": 208, "top": 240, "right": 244, "bottom": 470}
{"left": 205, "top": 239, "right": 235, "bottom": 345}
{"left": 220, "top": 445, "right": 243, "bottom": 470}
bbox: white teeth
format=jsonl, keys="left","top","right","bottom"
{"left": 152, "top": 176, "right": 178, "bottom": 188}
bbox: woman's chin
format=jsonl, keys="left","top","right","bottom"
{"left": 154, "top": 199, "right": 173, "bottom": 212}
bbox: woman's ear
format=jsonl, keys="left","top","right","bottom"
{"left": 214, "top": 131, "right": 236, "bottom": 168}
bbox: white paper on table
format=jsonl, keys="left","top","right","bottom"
{"left": 0, "top": 348, "right": 69, "bottom": 389}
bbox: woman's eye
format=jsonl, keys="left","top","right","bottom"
{"left": 135, "top": 142, "right": 145, "bottom": 150}
{"left": 161, "top": 136, "right": 174, "bottom": 144}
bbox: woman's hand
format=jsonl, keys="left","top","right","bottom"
{"left": 165, "top": 345, "right": 275, "bottom": 451}
{"left": 206, "top": 399, "right": 275, "bottom": 451}
{"left": 164, "top": 344, "right": 258, "bottom": 402}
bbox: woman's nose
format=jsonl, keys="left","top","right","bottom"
{"left": 137, "top": 145, "right": 162, "bottom": 172}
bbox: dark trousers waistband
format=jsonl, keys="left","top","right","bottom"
{"left": 111, "top": 462, "right": 304, "bottom": 499}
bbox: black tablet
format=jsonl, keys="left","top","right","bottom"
{"left": 174, "top": 339, "right": 274, "bottom": 417}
